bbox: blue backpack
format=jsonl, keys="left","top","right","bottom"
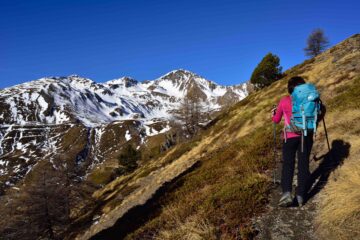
{"left": 289, "top": 83, "right": 321, "bottom": 136}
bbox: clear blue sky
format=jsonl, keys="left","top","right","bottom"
{"left": 1, "top": 0, "right": 359, "bottom": 88}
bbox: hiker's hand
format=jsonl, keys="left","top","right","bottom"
{"left": 271, "top": 107, "right": 277, "bottom": 117}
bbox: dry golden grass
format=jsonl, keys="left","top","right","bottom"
{"left": 156, "top": 215, "right": 217, "bottom": 240}
{"left": 316, "top": 156, "right": 360, "bottom": 240}
{"left": 314, "top": 75, "right": 360, "bottom": 239}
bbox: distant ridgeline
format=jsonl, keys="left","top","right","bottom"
{"left": 0, "top": 69, "right": 248, "bottom": 191}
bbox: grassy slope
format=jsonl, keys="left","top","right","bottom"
{"left": 125, "top": 95, "right": 279, "bottom": 239}
{"left": 315, "top": 76, "right": 360, "bottom": 239}
{"left": 123, "top": 34, "right": 360, "bottom": 239}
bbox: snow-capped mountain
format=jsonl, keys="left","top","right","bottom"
{"left": 0, "top": 69, "right": 248, "bottom": 192}
{"left": 0, "top": 69, "right": 248, "bottom": 127}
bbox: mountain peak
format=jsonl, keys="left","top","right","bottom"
{"left": 159, "top": 69, "right": 201, "bottom": 80}
{"left": 105, "top": 77, "right": 138, "bottom": 87}
{"left": 45, "top": 75, "right": 95, "bottom": 84}
{"left": 61, "top": 75, "right": 96, "bottom": 89}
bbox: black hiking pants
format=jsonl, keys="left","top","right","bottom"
{"left": 281, "top": 133, "right": 313, "bottom": 198}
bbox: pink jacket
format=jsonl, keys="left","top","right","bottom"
{"left": 272, "top": 96, "right": 300, "bottom": 139}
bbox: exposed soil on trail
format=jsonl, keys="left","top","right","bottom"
{"left": 253, "top": 159, "right": 320, "bottom": 240}
{"left": 253, "top": 184, "right": 319, "bottom": 240}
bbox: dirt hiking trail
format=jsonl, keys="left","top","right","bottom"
{"left": 253, "top": 156, "right": 323, "bottom": 240}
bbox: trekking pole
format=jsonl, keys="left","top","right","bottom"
{"left": 322, "top": 117, "right": 331, "bottom": 152}
{"left": 272, "top": 105, "right": 277, "bottom": 184}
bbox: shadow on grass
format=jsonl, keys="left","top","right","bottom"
{"left": 90, "top": 161, "right": 202, "bottom": 240}
{"left": 306, "top": 139, "right": 351, "bottom": 201}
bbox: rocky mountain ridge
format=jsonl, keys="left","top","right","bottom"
{"left": 0, "top": 69, "right": 248, "bottom": 192}
{"left": 0, "top": 69, "right": 248, "bottom": 127}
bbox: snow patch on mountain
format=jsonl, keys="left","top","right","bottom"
{"left": 0, "top": 70, "right": 248, "bottom": 128}
{"left": 125, "top": 130, "right": 132, "bottom": 141}
{"left": 0, "top": 70, "right": 248, "bottom": 184}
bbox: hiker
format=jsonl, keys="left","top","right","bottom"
{"left": 271, "top": 76, "right": 317, "bottom": 207}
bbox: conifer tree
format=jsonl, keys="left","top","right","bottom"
{"left": 250, "top": 53, "right": 282, "bottom": 90}
{"left": 304, "top": 29, "right": 329, "bottom": 57}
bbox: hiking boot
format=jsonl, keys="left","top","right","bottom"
{"left": 297, "top": 195, "right": 304, "bottom": 207}
{"left": 278, "top": 192, "right": 292, "bottom": 207}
